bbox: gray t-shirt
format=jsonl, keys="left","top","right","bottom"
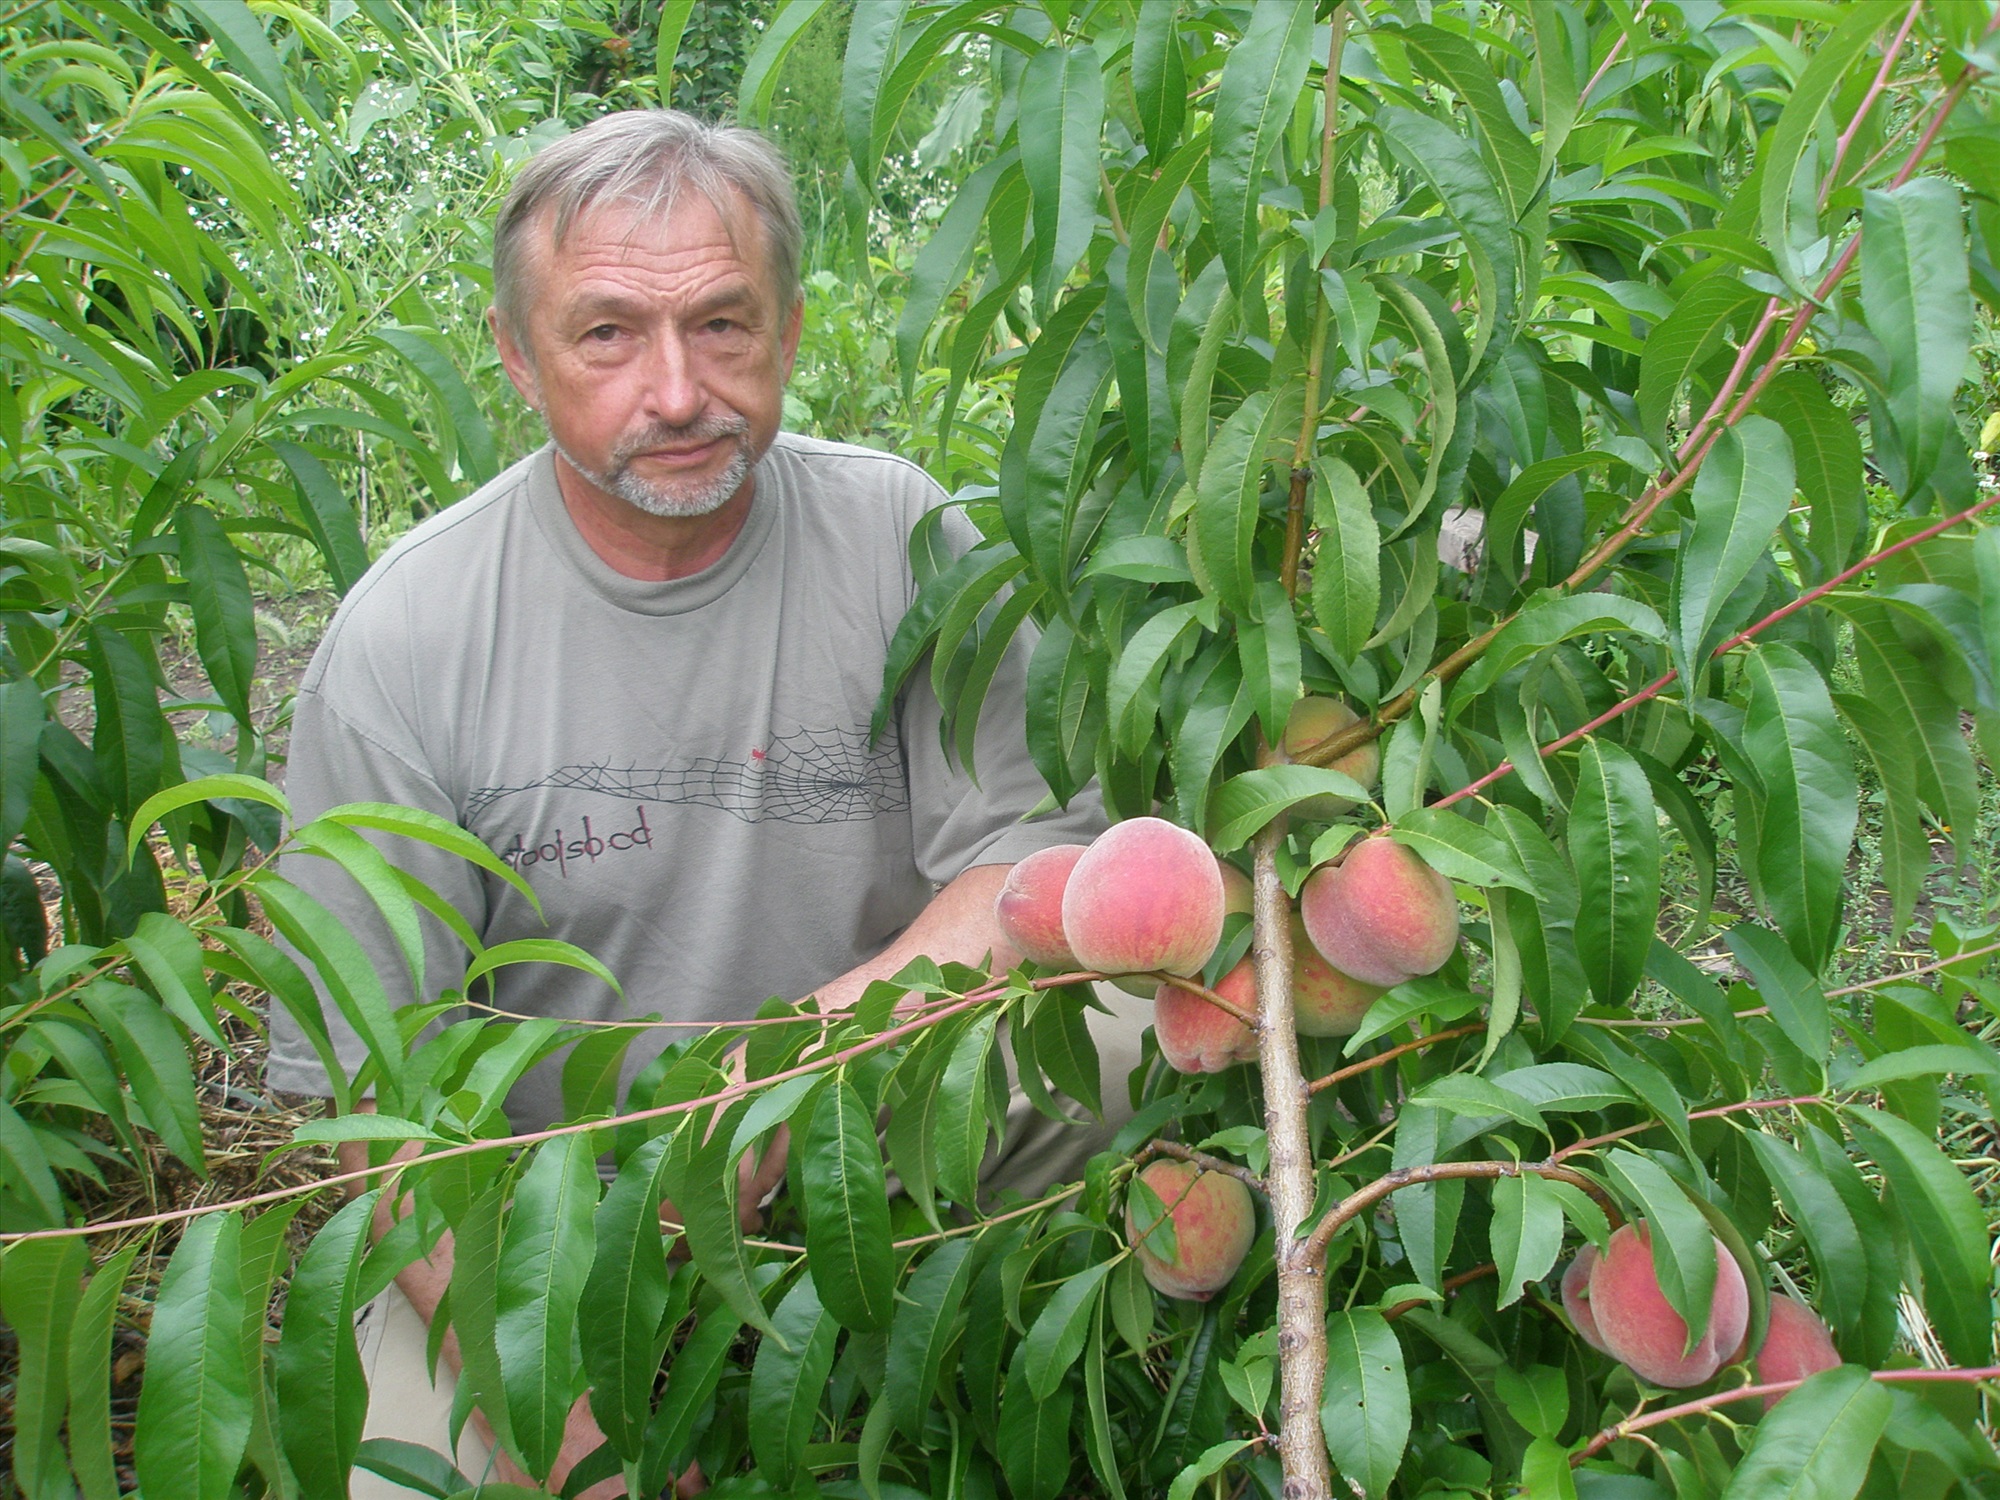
{"left": 265, "top": 435, "right": 1103, "bottom": 1128}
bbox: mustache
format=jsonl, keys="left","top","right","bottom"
{"left": 611, "top": 413, "right": 750, "bottom": 460}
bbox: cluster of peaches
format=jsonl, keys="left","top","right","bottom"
{"left": 1564, "top": 1224, "right": 1841, "bottom": 1402}
{"left": 994, "top": 809, "right": 1460, "bottom": 1076}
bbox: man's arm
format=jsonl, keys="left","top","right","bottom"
{"left": 807, "top": 862, "right": 1020, "bottom": 1012}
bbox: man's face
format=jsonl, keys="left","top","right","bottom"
{"left": 494, "top": 189, "right": 802, "bottom": 519}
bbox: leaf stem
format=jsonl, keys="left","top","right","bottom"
{"left": 1139, "top": 1137, "right": 1268, "bottom": 1194}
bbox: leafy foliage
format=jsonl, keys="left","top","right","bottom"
{"left": 7, "top": 3, "right": 2000, "bottom": 1500}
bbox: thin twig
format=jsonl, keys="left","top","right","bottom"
{"left": 1304, "top": 1158, "right": 1618, "bottom": 1266}
{"left": 1572, "top": 1366, "right": 2000, "bottom": 1465}
{"left": 1307, "top": 1023, "right": 1485, "bottom": 1095}
{"left": 1552, "top": 1096, "right": 1827, "bottom": 1163}
{"left": 1140, "top": 1138, "right": 1268, "bottom": 1194}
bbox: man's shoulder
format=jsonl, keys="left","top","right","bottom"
{"left": 764, "top": 433, "right": 944, "bottom": 511}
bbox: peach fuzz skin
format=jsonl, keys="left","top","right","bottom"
{"left": 993, "top": 843, "right": 1088, "bottom": 969}
{"left": 1124, "top": 1159, "right": 1255, "bottom": 1301}
{"left": 1154, "top": 956, "right": 1258, "bottom": 1073}
{"left": 1062, "top": 817, "right": 1224, "bottom": 978}
{"left": 1588, "top": 1224, "right": 1749, "bottom": 1389}
{"left": 1299, "top": 837, "right": 1459, "bottom": 989}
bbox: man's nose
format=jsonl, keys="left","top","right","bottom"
{"left": 641, "top": 334, "right": 705, "bottom": 426}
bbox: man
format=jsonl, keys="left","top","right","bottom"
{"left": 266, "top": 112, "right": 1141, "bottom": 1495}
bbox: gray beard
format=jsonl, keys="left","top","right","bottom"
{"left": 550, "top": 415, "right": 753, "bottom": 518}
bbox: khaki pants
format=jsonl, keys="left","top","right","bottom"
{"left": 353, "top": 986, "right": 1151, "bottom": 1496}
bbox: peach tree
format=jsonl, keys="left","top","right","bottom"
{"left": 8, "top": 4, "right": 2000, "bottom": 1500}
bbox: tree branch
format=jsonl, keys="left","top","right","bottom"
{"left": 1140, "top": 1138, "right": 1268, "bottom": 1194}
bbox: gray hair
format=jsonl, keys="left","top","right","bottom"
{"left": 491, "top": 110, "right": 803, "bottom": 348}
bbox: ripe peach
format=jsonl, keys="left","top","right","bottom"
{"left": 1561, "top": 1245, "right": 1613, "bottom": 1354}
{"left": 1298, "top": 837, "right": 1459, "bottom": 988}
{"left": 1124, "top": 1159, "right": 1255, "bottom": 1301}
{"left": 1155, "top": 956, "right": 1259, "bottom": 1073}
{"left": 1751, "top": 1293, "right": 1840, "bottom": 1409}
{"left": 1280, "top": 697, "right": 1381, "bottom": 817}
{"left": 1062, "top": 817, "right": 1224, "bottom": 977}
{"left": 1588, "top": 1224, "right": 1749, "bottom": 1389}
{"left": 1291, "top": 913, "right": 1387, "bottom": 1037}
{"left": 995, "top": 844, "right": 1088, "bottom": 969}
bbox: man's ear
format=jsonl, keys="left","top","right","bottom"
{"left": 778, "top": 295, "right": 804, "bottom": 384}
{"left": 489, "top": 304, "right": 543, "bottom": 410}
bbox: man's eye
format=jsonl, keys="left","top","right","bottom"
{"left": 586, "top": 324, "right": 621, "bottom": 341}
{"left": 706, "top": 318, "right": 739, "bottom": 334}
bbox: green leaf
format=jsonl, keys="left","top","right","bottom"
{"left": 171, "top": 0, "right": 293, "bottom": 118}
{"left": 277, "top": 1190, "right": 375, "bottom": 1500}
{"left": 1166, "top": 1440, "right": 1254, "bottom": 1500}
{"left": 736, "top": 0, "right": 836, "bottom": 125}
{"left": 128, "top": 774, "right": 288, "bottom": 862}
{"left": 0, "top": 1095, "right": 64, "bottom": 1225}
{"left": 1489, "top": 1173, "right": 1565, "bottom": 1309}
{"left": 1740, "top": 644, "right": 1857, "bottom": 970}
{"left": 66, "top": 1244, "right": 138, "bottom": 1500}
{"left": 1019, "top": 44, "right": 1105, "bottom": 312}
{"left": 134, "top": 1213, "right": 251, "bottom": 1500}
{"left": 375, "top": 327, "right": 498, "bottom": 488}
{"left": 803, "top": 1075, "right": 896, "bottom": 1332}
{"left": 1720, "top": 1366, "right": 1891, "bottom": 1500}
{"left": 254, "top": 876, "right": 403, "bottom": 1095}
{"left": 0, "top": 1236, "right": 89, "bottom": 1497}
{"left": 322, "top": 801, "right": 543, "bottom": 911}
{"left": 1021, "top": 1258, "right": 1112, "bottom": 1400}
{"left": 1759, "top": 5, "right": 1898, "bottom": 294}
{"left": 90, "top": 624, "right": 174, "bottom": 821}
{"left": 841, "top": 0, "right": 908, "bottom": 186}
{"left": 1391, "top": 806, "right": 1535, "bottom": 893}
{"left": 1746, "top": 1131, "right": 1869, "bottom": 1350}
{"left": 496, "top": 1134, "right": 600, "bottom": 1480}
{"left": 1451, "top": 593, "right": 1667, "bottom": 710}
{"left": 174, "top": 504, "right": 256, "bottom": 727}
{"left": 1209, "top": 764, "right": 1372, "bottom": 852}
{"left": 1486, "top": 452, "right": 1636, "bottom": 578}
{"left": 1409, "top": 1074, "right": 1547, "bottom": 1134}
{"left": 267, "top": 440, "right": 369, "bottom": 594}
{"left": 1240, "top": 579, "right": 1303, "bottom": 747}
{"left": 667, "top": 1102, "right": 777, "bottom": 1340}
{"left": 120, "top": 909, "right": 226, "bottom": 1047}
{"left": 934, "top": 1011, "right": 997, "bottom": 1204}
{"left": 1567, "top": 738, "right": 1660, "bottom": 1009}
{"left": 1131, "top": 0, "right": 1186, "bottom": 158}
{"left": 648, "top": 1297, "right": 741, "bottom": 1469}
{"left": 885, "top": 1238, "right": 976, "bottom": 1441}
{"left": 653, "top": 0, "right": 696, "bottom": 102}
{"left": 1862, "top": 178, "right": 1972, "bottom": 502}
{"left": 1634, "top": 272, "right": 1765, "bottom": 451}
{"left": 1674, "top": 416, "right": 1796, "bottom": 676}
{"left": 1209, "top": 1, "right": 1314, "bottom": 299}
{"left": 463, "top": 938, "right": 621, "bottom": 999}
{"left": 750, "top": 1272, "right": 840, "bottom": 1488}
{"left": 1726, "top": 922, "right": 1831, "bottom": 1065}
{"left": 1844, "top": 1105, "right": 1993, "bottom": 1367}
{"left": 580, "top": 1135, "right": 674, "bottom": 1460}
{"left": 1192, "top": 384, "right": 1301, "bottom": 614}
{"left": 80, "top": 980, "right": 206, "bottom": 1171}
{"left": 0, "top": 679, "right": 45, "bottom": 853}
{"left": 998, "top": 1340, "right": 1075, "bottom": 1500}
{"left": 1758, "top": 369, "right": 1866, "bottom": 574}
{"left": 1599, "top": 1150, "right": 1716, "bottom": 1349}
{"left": 1321, "top": 1308, "right": 1410, "bottom": 1500}
{"left": 1311, "top": 457, "right": 1382, "bottom": 662}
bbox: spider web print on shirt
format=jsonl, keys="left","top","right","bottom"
{"left": 464, "top": 722, "right": 909, "bottom": 824}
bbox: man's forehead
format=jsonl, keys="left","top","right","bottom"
{"left": 539, "top": 185, "right": 765, "bottom": 274}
